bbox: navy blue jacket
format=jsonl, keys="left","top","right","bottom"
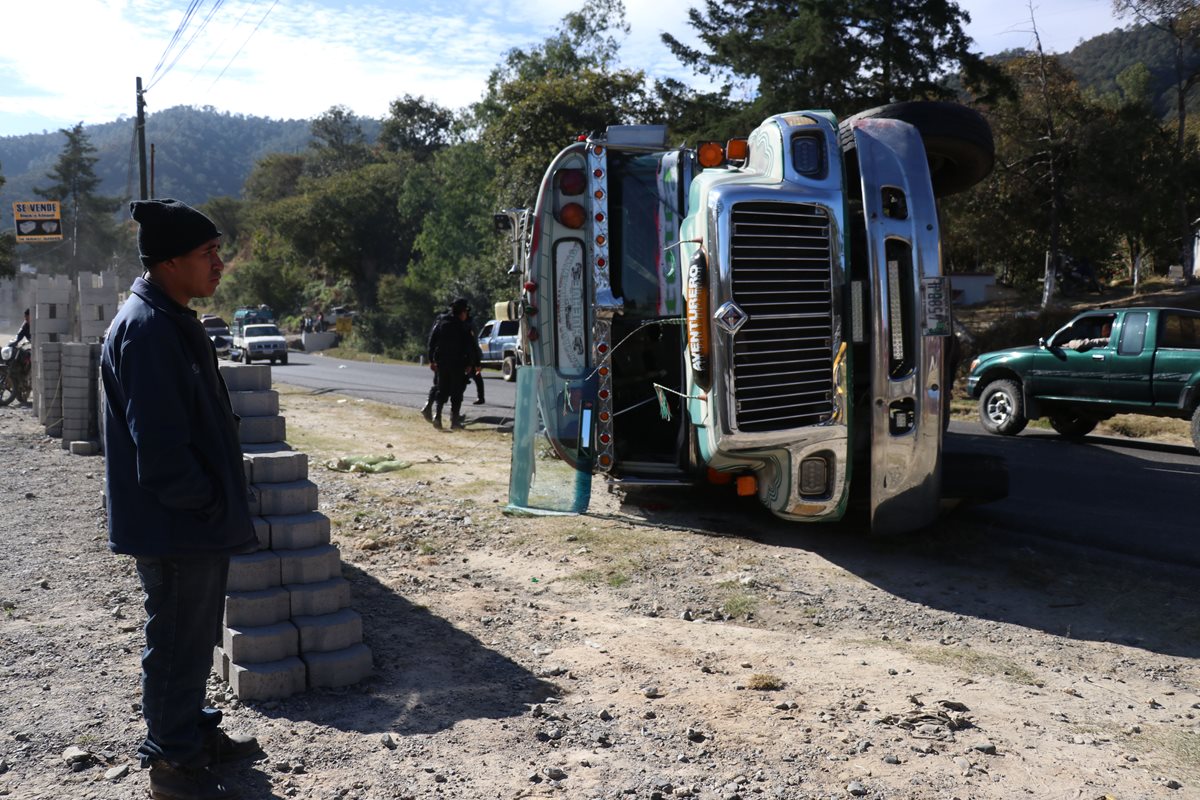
{"left": 102, "top": 277, "right": 257, "bottom": 557}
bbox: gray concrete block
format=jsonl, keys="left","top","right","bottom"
{"left": 252, "top": 516, "right": 270, "bottom": 550}
{"left": 219, "top": 364, "right": 272, "bottom": 392}
{"left": 224, "top": 586, "right": 291, "bottom": 627}
{"left": 212, "top": 646, "right": 229, "bottom": 681}
{"left": 229, "top": 390, "right": 279, "bottom": 418}
{"left": 227, "top": 551, "right": 281, "bottom": 592}
{"left": 293, "top": 608, "right": 362, "bottom": 654}
{"left": 278, "top": 544, "right": 340, "bottom": 585}
{"left": 257, "top": 480, "right": 318, "bottom": 516}
{"left": 224, "top": 620, "right": 298, "bottom": 664}
{"left": 69, "top": 440, "right": 98, "bottom": 455}
{"left": 267, "top": 511, "right": 330, "bottom": 550}
{"left": 247, "top": 450, "right": 307, "bottom": 484}
{"left": 287, "top": 577, "right": 351, "bottom": 617}
{"left": 303, "top": 643, "right": 372, "bottom": 689}
{"left": 239, "top": 415, "right": 286, "bottom": 444}
{"left": 228, "top": 656, "right": 306, "bottom": 701}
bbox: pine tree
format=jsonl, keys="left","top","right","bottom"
{"left": 33, "top": 123, "right": 122, "bottom": 275}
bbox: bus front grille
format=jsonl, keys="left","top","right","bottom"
{"left": 729, "top": 201, "right": 835, "bottom": 432}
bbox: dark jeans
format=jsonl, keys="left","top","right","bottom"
{"left": 135, "top": 556, "right": 229, "bottom": 767}
{"left": 434, "top": 364, "right": 467, "bottom": 414}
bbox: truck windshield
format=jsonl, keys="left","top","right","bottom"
{"left": 607, "top": 151, "right": 685, "bottom": 321}
{"left": 605, "top": 150, "right": 689, "bottom": 470}
{"left": 245, "top": 325, "right": 281, "bottom": 337}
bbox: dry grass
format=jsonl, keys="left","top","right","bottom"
{"left": 746, "top": 673, "right": 787, "bottom": 691}
{"left": 882, "top": 640, "right": 1040, "bottom": 686}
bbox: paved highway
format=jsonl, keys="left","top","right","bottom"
{"left": 267, "top": 352, "right": 1199, "bottom": 567}
{"left": 268, "top": 351, "right": 517, "bottom": 420}
{"left": 945, "top": 420, "right": 1200, "bottom": 568}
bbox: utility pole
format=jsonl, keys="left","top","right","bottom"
{"left": 136, "top": 77, "right": 148, "bottom": 200}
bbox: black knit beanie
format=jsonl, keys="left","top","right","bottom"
{"left": 129, "top": 198, "right": 221, "bottom": 268}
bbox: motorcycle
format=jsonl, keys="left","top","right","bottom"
{"left": 0, "top": 339, "right": 32, "bottom": 406}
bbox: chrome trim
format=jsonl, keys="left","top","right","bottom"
{"left": 714, "top": 301, "right": 748, "bottom": 334}
{"left": 593, "top": 317, "right": 615, "bottom": 473}
{"left": 587, "top": 143, "right": 622, "bottom": 316}
{"left": 852, "top": 117, "right": 943, "bottom": 535}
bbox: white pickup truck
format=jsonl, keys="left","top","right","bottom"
{"left": 232, "top": 323, "right": 289, "bottom": 365}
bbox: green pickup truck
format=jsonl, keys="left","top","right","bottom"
{"left": 966, "top": 307, "right": 1200, "bottom": 453}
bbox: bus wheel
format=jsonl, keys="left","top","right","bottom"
{"left": 839, "top": 101, "right": 994, "bottom": 197}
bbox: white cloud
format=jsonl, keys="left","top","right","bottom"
{"left": 0, "top": 0, "right": 1124, "bottom": 138}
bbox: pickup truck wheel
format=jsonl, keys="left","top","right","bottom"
{"left": 1191, "top": 405, "right": 1200, "bottom": 455}
{"left": 1048, "top": 413, "right": 1097, "bottom": 440}
{"left": 502, "top": 355, "right": 517, "bottom": 382}
{"left": 978, "top": 379, "right": 1027, "bottom": 435}
{"left": 839, "top": 101, "right": 994, "bottom": 196}
{"left": 280, "top": 353, "right": 288, "bottom": 365}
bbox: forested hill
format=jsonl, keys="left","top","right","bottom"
{"left": 1063, "top": 23, "right": 1200, "bottom": 116}
{"left": 1, "top": 21, "right": 1194, "bottom": 218}
{"left": 0, "top": 106, "right": 367, "bottom": 216}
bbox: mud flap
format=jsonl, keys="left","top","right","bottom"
{"left": 852, "top": 118, "right": 945, "bottom": 535}
{"left": 507, "top": 365, "right": 596, "bottom": 515}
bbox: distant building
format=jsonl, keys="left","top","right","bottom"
{"left": 948, "top": 272, "right": 997, "bottom": 306}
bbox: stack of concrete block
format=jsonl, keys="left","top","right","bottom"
{"left": 211, "top": 363, "right": 372, "bottom": 701}
{"left": 35, "top": 342, "right": 63, "bottom": 437}
{"left": 76, "top": 271, "right": 119, "bottom": 341}
{"left": 59, "top": 342, "right": 101, "bottom": 453}
{"left": 31, "top": 276, "right": 72, "bottom": 422}
{"left": 31, "top": 274, "right": 71, "bottom": 348}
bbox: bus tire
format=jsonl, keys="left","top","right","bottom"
{"left": 839, "top": 101, "right": 994, "bottom": 196}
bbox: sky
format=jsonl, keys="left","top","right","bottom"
{"left": 0, "top": 0, "right": 1125, "bottom": 139}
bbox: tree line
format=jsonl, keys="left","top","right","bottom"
{"left": 2, "top": 0, "right": 1199, "bottom": 358}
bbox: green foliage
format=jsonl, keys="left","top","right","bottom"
{"left": 30, "top": 123, "right": 126, "bottom": 275}
{"left": 255, "top": 156, "right": 418, "bottom": 308}
{"left": 0, "top": 165, "right": 12, "bottom": 278}
{"left": 662, "top": 0, "right": 1008, "bottom": 120}
{"left": 305, "top": 106, "right": 375, "bottom": 178}
{"left": 243, "top": 153, "right": 305, "bottom": 202}
{"left": 941, "top": 52, "right": 1193, "bottom": 285}
{"left": 200, "top": 196, "right": 245, "bottom": 248}
{"left": 379, "top": 95, "right": 455, "bottom": 161}
{"left": 214, "top": 229, "right": 308, "bottom": 314}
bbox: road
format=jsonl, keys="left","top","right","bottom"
{"left": 268, "top": 351, "right": 516, "bottom": 418}
{"left": 268, "top": 352, "right": 1199, "bottom": 567}
{"left": 945, "top": 420, "right": 1200, "bottom": 568}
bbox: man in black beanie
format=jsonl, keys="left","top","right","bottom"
{"left": 102, "top": 199, "right": 262, "bottom": 800}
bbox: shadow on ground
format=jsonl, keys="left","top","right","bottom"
{"left": 602, "top": 430, "right": 1200, "bottom": 662}
{"left": 253, "top": 561, "right": 559, "bottom": 737}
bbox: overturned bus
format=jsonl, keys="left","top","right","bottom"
{"left": 496, "top": 102, "right": 995, "bottom": 535}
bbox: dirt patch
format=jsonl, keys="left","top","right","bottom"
{"left": 1, "top": 389, "right": 1198, "bottom": 799}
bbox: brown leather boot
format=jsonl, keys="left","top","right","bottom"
{"left": 148, "top": 761, "right": 240, "bottom": 800}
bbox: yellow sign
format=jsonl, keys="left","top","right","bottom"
{"left": 12, "top": 201, "right": 63, "bottom": 243}
{"left": 335, "top": 316, "right": 352, "bottom": 334}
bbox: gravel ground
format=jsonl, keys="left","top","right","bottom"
{"left": 1, "top": 391, "right": 1198, "bottom": 800}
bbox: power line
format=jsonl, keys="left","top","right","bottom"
{"left": 147, "top": 0, "right": 227, "bottom": 92}
{"left": 148, "top": 0, "right": 204, "bottom": 86}
{"left": 205, "top": 0, "right": 280, "bottom": 93}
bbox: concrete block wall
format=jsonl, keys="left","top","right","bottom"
{"left": 35, "top": 342, "right": 62, "bottom": 436}
{"left": 76, "top": 271, "right": 119, "bottom": 341}
{"left": 213, "top": 363, "right": 372, "bottom": 701}
{"left": 59, "top": 342, "right": 100, "bottom": 449}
